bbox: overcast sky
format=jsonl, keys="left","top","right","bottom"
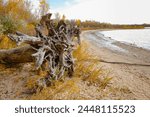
{"left": 33, "top": 0, "right": 150, "bottom": 24}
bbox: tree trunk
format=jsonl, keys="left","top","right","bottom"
{"left": 0, "top": 45, "right": 36, "bottom": 64}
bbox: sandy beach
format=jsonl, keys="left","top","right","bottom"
{"left": 82, "top": 30, "right": 150, "bottom": 99}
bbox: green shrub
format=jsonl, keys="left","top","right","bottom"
{"left": 0, "top": 14, "right": 22, "bottom": 34}
{"left": 0, "top": 23, "right": 4, "bottom": 35}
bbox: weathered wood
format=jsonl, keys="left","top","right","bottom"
{"left": 8, "top": 32, "right": 42, "bottom": 45}
{"left": 0, "top": 45, "right": 36, "bottom": 64}
{"left": 0, "top": 13, "right": 81, "bottom": 87}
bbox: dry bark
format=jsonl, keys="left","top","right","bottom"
{"left": 0, "top": 45, "right": 36, "bottom": 64}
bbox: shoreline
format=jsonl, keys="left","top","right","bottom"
{"left": 82, "top": 30, "right": 150, "bottom": 63}
{"left": 82, "top": 30, "right": 150, "bottom": 99}
{"left": 83, "top": 29, "right": 150, "bottom": 51}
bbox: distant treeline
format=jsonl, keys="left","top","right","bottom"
{"left": 80, "top": 20, "right": 149, "bottom": 30}
{"left": 142, "top": 24, "right": 150, "bottom": 27}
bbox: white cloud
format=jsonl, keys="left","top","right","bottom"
{"left": 52, "top": 0, "right": 150, "bottom": 24}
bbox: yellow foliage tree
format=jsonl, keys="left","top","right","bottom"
{"left": 76, "top": 19, "right": 81, "bottom": 27}
{"left": 3, "top": 0, "right": 32, "bottom": 21}
{"left": 0, "top": 0, "right": 37, "bottom": 34}
{"left": 39, "top": 0, "right": 49, "bottom": 16}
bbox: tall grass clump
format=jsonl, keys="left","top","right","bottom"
{"left": 73, "top": 42, "right": 112, "bottom": 87}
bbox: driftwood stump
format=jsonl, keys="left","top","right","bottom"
{"left": 0, "top": 13, "right": 81, "bottom": 87}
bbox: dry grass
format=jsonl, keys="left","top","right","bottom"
{"left": 0, "top": 35, "right": 16, "bottom": 49}
{"left": 73, "top": 42, "right": 112, "bottom": 88}
{"left": 29, "top": 78, "right": 80, "bottom": 100}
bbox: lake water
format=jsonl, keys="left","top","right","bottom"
{"left": 100, "top": 29, "right": 150, "bottom": 50}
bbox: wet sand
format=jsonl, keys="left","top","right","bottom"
{"left": 82, "top": 30, "right": 150, "bottom": 99}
